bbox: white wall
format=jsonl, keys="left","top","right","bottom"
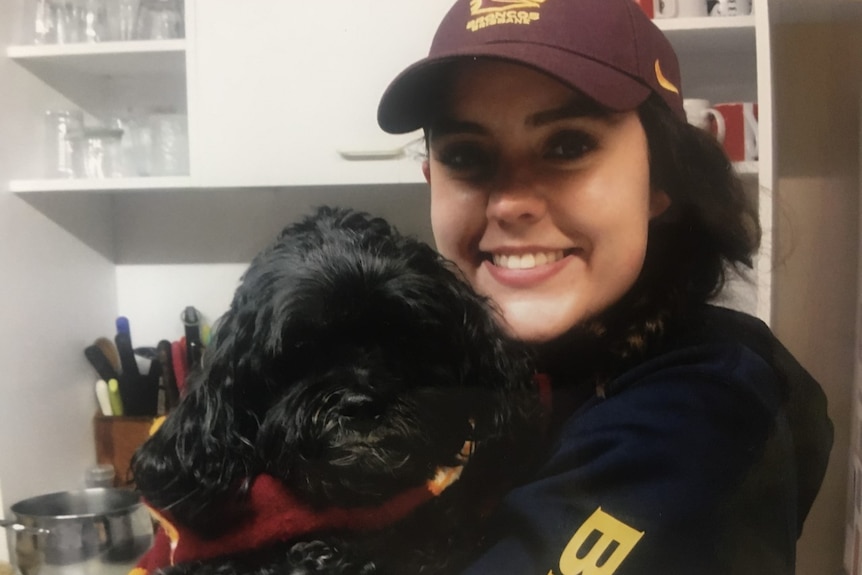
{"left": 115, "top": 264, "right": 245, "bottom": 346}
{"left": 0, "top": 2, "right": 119, "bottom": 561}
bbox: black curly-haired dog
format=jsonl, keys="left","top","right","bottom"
{"left": 131, "top": 207, "right": 544, "bottom": 575}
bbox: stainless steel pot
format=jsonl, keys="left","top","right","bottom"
{"left": 1, "top": 488, "right": 154, "bottom": 575}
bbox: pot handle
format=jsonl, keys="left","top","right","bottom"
{"left": 0, "top": 518, "right": 50, "bottom": 535}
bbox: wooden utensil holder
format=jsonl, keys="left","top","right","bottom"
{"left": 93, "top": 415, "right": 157, "bottom": 488}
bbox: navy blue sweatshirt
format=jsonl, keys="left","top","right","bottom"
{"left": 462, "top": 305, "right": 833, "bottom": 575}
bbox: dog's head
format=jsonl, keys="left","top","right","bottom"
{"left": 133, "top": 207, "right": 541, "bottom": 533}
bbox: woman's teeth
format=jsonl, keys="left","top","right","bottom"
{"left": 492, "top": 250, "right": 566, "bottom": 270}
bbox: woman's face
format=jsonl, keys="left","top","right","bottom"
{"left": 425, "top": 61, "right": 669, "bottom": 343}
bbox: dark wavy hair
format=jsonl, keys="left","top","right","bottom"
{"left": 638, "top": 93, "right": 760, "bottom": 306}
{"left": 561, "top": 94, "right": 762, "bottom": 379}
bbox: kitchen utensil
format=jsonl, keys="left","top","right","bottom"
{"left": 144, "top": 355, "right": 162, "bottom": 415}
{"left": 95, "top": 337, "right": 122, "bottom": 375}
{"left": 115, "top": 331, "right": 147, "bottom": 415}
{"left": 114, "top": 332, "right": 138, "bottom": 381}
{"left": 1, "top": 488, "right": 153, "bottom": 575}
{"left": 116, "top": 316, "right": 130, "bottom": 336}
{"left": 95, "top": 379, "right": 112, "bottom": 416}
{"left": 201, "top": 323, "right": 212, "bottom": 346}
{"left": 181, "top": 306, "right": 203, "bottom": 371}
{"left": 84, "top": 345, "right": 119, "bottom": 382}
{"left": 171, "top": 339, "right": 187, "bottom": 397}
{"left": 157, "top": 340, "right": 179, "bottom": 410}
{"left": 108, "top": 378, "right": 124, "bottom": 416}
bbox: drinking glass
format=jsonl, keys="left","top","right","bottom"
{"left": 74, "top": 128, "right": 125, "bottom": 178}
{"left": 80, "top": 0, "right": 109, "bottom": 42}
{"left": 136, "top": 0, "right": 184, "bottom": 40}
{"left": 44, "top": 109, "right": 83, "bottom": 178}
{"left": 149, "top": 112, "right": 188, "bottom": 176}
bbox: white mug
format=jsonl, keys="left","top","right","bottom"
{"left": 709, "top": 0, "right": 753, "bottom": 16}
{"left": 655, "top": 0, "right": 708, "bottom": 18}
{"left": 683, "top": 98, "right": 725, "bottom": 141}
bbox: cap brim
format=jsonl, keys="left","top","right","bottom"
{"left": 378, "top": 43, "right": 652, "bottom": 134}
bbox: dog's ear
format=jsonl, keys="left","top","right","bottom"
{"left": 131, "top": 307, "right": 264, "bottom": 531}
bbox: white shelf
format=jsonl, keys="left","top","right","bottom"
{"left": 9, "top": 176, "right": 193, "bottom": 193}
{"left": 7, "top": 40, "right": 186, "bottom": 78}
{"left": 654, "top": 15, "right": 755, "bottom": 32}
{"left": 657, "top": 15, "right": 755, "bottom": 54}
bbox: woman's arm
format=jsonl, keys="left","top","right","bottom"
{"left": 462, "top": 343, "right": 803, "bottom": 575}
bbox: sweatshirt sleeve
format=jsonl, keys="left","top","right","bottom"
{"left": 460, "top": 343, "right": 798, "bottom": 575}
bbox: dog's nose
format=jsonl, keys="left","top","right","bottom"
{"left": 335, "top": 391, "right": 383, "bottom": 421}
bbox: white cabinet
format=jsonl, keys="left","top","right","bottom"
{"left": 6, "top": 39, "right": 191, "bottom": 191}
{"left": 191, "top": 0, "right": 449, "bottom": 187}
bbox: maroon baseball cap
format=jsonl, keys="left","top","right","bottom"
{"left": 377, "top": 0, "right": 685, "bottom": 134}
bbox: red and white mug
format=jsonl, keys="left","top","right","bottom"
{"left": 632, "top": 0, "right": 714, "bottom": 18}
{"left": 713, "top": 102, "right": 759, "bottom": 162}
{"left": 632, "top": 0, "right": 654, "bottom": 18}
{"left": 654, "top": 0, "right": 708, "bottom": 18}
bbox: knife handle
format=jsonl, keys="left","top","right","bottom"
{"left": 157, "top": 340, "right": 180, "bottom": 410}
{"left": 115, "top": 332, "right": 139, "bottom": 379}
{"left": 171, "top": 339, "right": 187, "bottom": 397}
{"left": 84, "top": 345, "right": 119, "bottom": 382}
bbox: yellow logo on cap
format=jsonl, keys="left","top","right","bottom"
{"left": 654, "top": 59, "right": 680, "bottom": 95}
{"left": 467, "top": 0, "right": 546, "bottom": 31}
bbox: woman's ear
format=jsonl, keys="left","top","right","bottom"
{"left": 649, "top": 189, "right": 671, "bottom": 219}
{"left": 422, "top": 159, "right": 431, "bottom": 184}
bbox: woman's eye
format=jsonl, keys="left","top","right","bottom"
{"left": 545, "top": 131, "right": 597, "bottom": 160}
{"left": 434, "top": 143, "right": 491, "bottom": 175}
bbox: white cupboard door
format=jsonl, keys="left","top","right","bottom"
{"left": 192, "top": 1, "right": 451, "bottom": 187}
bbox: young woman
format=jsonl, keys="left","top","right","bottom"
{"left": 377, "top": 0, "right": 834, "bottom": 573}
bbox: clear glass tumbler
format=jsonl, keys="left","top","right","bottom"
{"left": 149, "top": 111, "right": 188, "bottom": 176}
{"left": 44, "top": 109, "right": 84, "bottom": 178}
{"left": 136, "top": 0, "right": 184, "bottom": 40}
{"left": 74, "top": 128, "right": 125, "bottom": 178}
{"left": 112, "top": 0, "right": 139, "bottom": 41}
{"left": 53, "top": 0, "right": 84, "bottom": 44}
{"left": 80, "top": 0, "right": 109, "bottom": 42}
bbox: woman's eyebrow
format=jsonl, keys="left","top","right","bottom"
{"left": 429, "top": 99, "right": 609, "bottom": 140}
{"left": 527, "top": 98, "right": 609, "bottom": 127}
{"left": 427, "top": 118, "right": 486, "bottom": 141}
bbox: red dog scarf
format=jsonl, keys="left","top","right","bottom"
{"left": 131, "top": 445, "right": 472, "bottom": 574}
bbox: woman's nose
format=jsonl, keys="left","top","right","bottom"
{"left": 485, "top": 172, "right": 547, "bottom": 226}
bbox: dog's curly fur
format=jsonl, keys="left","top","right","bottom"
{"left": 132, "top": 207, "right": 543, "bottom": 574}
